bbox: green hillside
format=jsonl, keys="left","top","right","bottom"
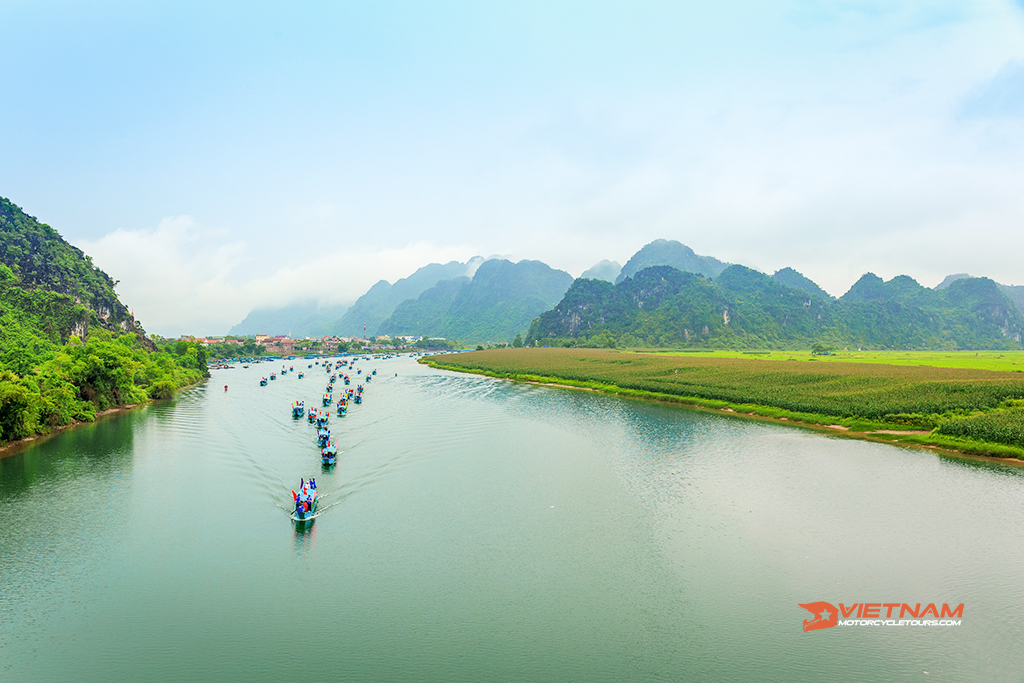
{"left": 615, "top": 239, "right": 729, "bottom": 283}
{"left": 0, "top": 198, "right": 205, "bottom": 446}
{"left": 772, "top": 267, "right": 832, "bottom": 300}
{"left": 528, "top": 264, "right": 1024, "bottom": 351}
{"left": 1, "top": 197, "right": 146, "bottom": 338}
{"left": 333, "top": 258, "right": 481, "bottom": 337}
{"left": 377, "top": 276, "right": 470, "bottom": 337}
{"left": 378, "top": 259, "right": 574, "bottom": 344}
{"left": 935, "top": 272, "right": 1024, "bottom": 318}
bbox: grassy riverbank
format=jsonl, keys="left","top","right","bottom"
{"left": 420, "top": 348, "right": 1024, "bottom": 459}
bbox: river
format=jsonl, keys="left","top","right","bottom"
{"left": 2, "top": 355, "right": 1023, "bottom": 681}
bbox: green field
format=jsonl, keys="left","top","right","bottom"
{"left": 423, "top": 348, "right": 1024, "bottom": 459}
{"left": 627, "top": 348, "right": 1024, "bottom": 373}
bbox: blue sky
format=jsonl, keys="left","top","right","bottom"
{"left": 2, "top": 0, "right": 1023, "bottom": 335}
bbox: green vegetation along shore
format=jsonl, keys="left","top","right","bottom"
{"left": 420, "top": 348, "right": 1024, "bottom": 459}
{"left": 0, "top": 198, "right": 208, "bottom": 451}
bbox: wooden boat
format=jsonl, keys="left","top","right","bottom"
{"left": 321, "top": 442, "right": 338, "bottom": 466}
{"left": 317, "top": 428, "right": 330, "bottom": 447}
{"left": 291, "top": 478, "right": 318, "bottom": 521}
{"left": 260, "top": 377, "right": 268, "bottom": 386}
{"left": 292, "top": 401, "right": 304, "bottom": 418}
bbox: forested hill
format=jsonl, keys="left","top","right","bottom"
{"left": 378, "top": 259, "right": 574, "bottom": 344}
{"left": 0, "top": 197, "right": 146, "bottom": 341}
{"left": 528, "top": 265, "right": 1024, "bottom": 350}
{"left": 0, "top": 197, "right": 206, "bottom": 447}
{"left": 332, "top": 258, "right": 483, "bottom": 337}
{"left": 615, "top": 239, "right": 729, "bottom": 283}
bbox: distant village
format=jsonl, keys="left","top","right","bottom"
{"left": 172, "top": 333, "right": 430, "bottom": 356}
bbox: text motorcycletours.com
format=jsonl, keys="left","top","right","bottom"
{"left": 800, "top": 602, "right": 964, "bottom": 632}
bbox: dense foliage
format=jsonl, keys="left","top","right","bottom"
{"left": 0, "top": 327, "right": 206, "bottom": 444}
{"left": 0, "top": 199, "right": 206, "bottom": 446}
{"left": 0, "top": 197, "right": 146, "bottom": 338}
{"left": 528, "top": 265, "right": 1024, "bottom": 351}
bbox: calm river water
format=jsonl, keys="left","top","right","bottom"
{"left": 3, "top": 355, "right": 1024, "bottom": 682}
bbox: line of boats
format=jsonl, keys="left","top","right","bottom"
{"left": 289, "top": 357, "right": 378, "bottom": 522}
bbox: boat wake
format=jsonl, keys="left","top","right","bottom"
{"left": 276, "top": 493, "right": 346, "bottom": 520}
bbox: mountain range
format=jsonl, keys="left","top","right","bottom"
{"left": 228, "top": 258, "right": 483, "bottom": 338}
{"left": 228, "top": 236, "right": 1023, "bottom": 350}
{"left": 529, "top": 263, "right": 1023, "bottom": 350}
{"left": 378, "top": 259, "right": 574, "bottom": 343}
{"left": 229, "top": 301, "right": 351, "bottom": 338}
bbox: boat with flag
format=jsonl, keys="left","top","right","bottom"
{"left": 292, "top": 400, "right": 304, "bottom": 417}
{"left": 291, "top": 478, "right": 317, "bottom": 521}
{"left": 321, "top": 442, "right": 338, "bottom": 466}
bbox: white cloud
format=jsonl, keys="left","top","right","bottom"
{"left": 78, "top": 217, "right": 478, "bottom": 336}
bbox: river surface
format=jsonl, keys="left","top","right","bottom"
{"left": 2, "top": 355, "right": 1024, "bottom": 682}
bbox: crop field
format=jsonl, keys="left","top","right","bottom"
{"left": 638, "top": 349, "right": 1024, "bottom": 373}
{"left": 428, "top": 348, "right": 1024, "bottom": 425}
{"left": 938, "top": 407, "right": 1024, "bottom": 448}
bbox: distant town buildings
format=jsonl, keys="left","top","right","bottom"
{"left": 172, "top": 332, "right": 434, "bottom": 355}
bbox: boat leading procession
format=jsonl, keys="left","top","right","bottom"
{"left": 291, "top": 478, "right": 317, "bottom": 521}
{"left": 282, "top": 355, "right": 381, "bottom": 523}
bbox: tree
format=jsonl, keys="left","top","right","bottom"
{"left": 512, "top": 333, "right": 523, "bottom": 348}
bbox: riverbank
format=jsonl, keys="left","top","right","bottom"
{"left": 0, "top": 402, "right": 138, "bottom": 459}
{"left": 420, "top": 349, "right": 1024, "bottom": 462}
{"left": 0, "top": 376, "right": 207, "bottom": 460}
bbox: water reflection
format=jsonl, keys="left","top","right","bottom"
{"left": 293, "top": 518, "right": 317, "bottom": 553}
{"left": 0, "top": 409, "right": 137, "bottom": 497}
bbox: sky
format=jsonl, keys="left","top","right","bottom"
{"left": 2, "top": 0, "right": 1023, "bottom": 336}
